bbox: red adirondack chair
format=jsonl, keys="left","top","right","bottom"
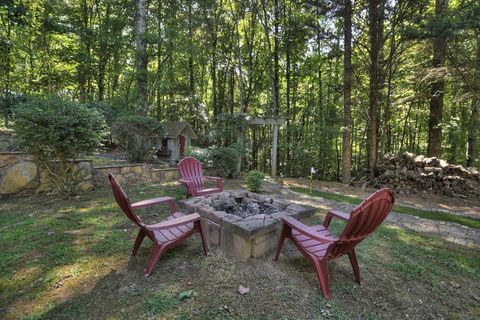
{"left": 108, "top": 173, "right": 208, "bottom": 276}
{"left": 274, "top": 188, "right": 395, "bottom": 299}
{"left": 177, "top": 156, "right": 223, "bottom": 198}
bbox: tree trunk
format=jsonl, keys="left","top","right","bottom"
{"left": 135, "top": 0, "right": 148, "bottom": 114}
{"left": 156, "top": 0, "right": 163, "bottom": 120}
{"left": 367, "top": 0, "right": 384, "bottom": 181}
{"left": 427, "top": 0, "right": 448, "bottom": 157}
{"left": 188, "top": 1, "right": 195, "bottom": 114}
{"left": 466, "top": 33, "right": 480, "bottom": 167}
{"left": 342, "top": 0, "right": 353, "bottom": 183}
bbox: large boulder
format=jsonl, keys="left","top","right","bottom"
{"left": 0, "top": 161, "right": 38, "bottom": 194}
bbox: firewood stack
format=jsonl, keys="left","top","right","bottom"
{"left": 373, "top": 152, "right": 480, "bottom": 197}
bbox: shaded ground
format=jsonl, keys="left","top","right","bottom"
{"left": 281, "top": 178, "right": 480, "bottom": 220}
{"left": 1, "top": 180, "right": 479, "bottom": 319}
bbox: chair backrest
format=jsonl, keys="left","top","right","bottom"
{"left": 327, "top": 188, "right": 395, "bottom": 259}
{"left": 177, "top": 157, "right": 205, "bottom": 191}
{"left": 108, "top": 173, "right": 142, "bottom": 226}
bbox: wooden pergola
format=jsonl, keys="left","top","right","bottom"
{"left": 245, "top": 116, "right": 285, "bottom": 178}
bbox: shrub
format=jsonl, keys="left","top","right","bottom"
{"left": 246, "top": 170, "right": 265, "bottom": 192}
{"left": 209, "top": 144, "right": 242, "bottom": 178}
{"left": 13, "top": 95, "right": 105, "bottom": 194}
{"left": 185, "top": 144, "right": 242, "bottom": 178}
{"left": 185, "top": 146, "right": 210, "bottom": 165}
{"left": 112, "top": 115, "right": 164, "bottom": 162}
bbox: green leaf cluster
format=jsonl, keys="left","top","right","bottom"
{"left": 111, "top": 115, "right": 164, "bottom": 163}
{"left": 246, "top": 170, "right": 265, "bottom": 192}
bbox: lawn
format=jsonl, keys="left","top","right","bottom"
{"left": 1, "top": 182, "right": 479, "bottom": 319}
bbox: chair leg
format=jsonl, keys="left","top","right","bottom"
{"left": 314, "top": 259, "right": 331, "bottom": 300}
{"left": 197, "top": 221, "right": 208, "bottom": 256}
{"left": 132, "top": 229, "right": 146, "bottom": 256}
{"left": 348, "top": 250, "right": 361, "bottom": 284}
{"left": 144, "top": 243, "right": 166, "bottom": 277}
{"left": 274, "top": 224, "right": 291, "bottom": 261}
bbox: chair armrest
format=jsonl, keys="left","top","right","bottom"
{"left": 145, "top": 213, "right": 201, "bottom": 231}
{"left": 205, "top": 176, "right": 223, "bottom": 190}
{"left": 205, "top": 176, "right": 221, "bottom": 180}
{"left": 283, "top": 216, "right": 336, "bottom": 244}
{"left": 323, "top": 210, "right": 350, "bottom": 228}
{"left": 131, "top": 196, "right": 178, "bottom": 214}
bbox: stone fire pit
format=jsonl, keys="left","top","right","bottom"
{"left": 179, "top": 190, "right": 315, "bottom": 261}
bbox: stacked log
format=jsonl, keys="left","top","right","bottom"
{"left": 373, "top": 152, "right": 480, "bottom": 197}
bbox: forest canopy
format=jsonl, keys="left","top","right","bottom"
{"left": 1, "top": 0, "right": 479, "bottom": 181}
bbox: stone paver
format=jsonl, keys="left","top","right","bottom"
{"left": 262, "top": 180, "right": 480, "bottom": 248}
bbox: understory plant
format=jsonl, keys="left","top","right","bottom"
{"left": 112, "top": 115, "right": 164, "bottom": 162}
{"left": 246, "top": 170, "right": 265, "bottom": 192}
{"left": 13, "top": 95, "right": 105, "bottom": 195}
{"left": 185, "top": 143, "right": 242, "bottom": 178}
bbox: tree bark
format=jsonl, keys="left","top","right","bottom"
{"left": 367, "top": 0, "right": 384, "bottom": 181}
{"left": 427, "top": 0, "right": 449, "bottom": 157}
{"left": 342, "top": 0, "right": 353, "bottom": 183}
{"left": 467, "top": 35, "right": 480, "bottom": 167}
{"left": 135, "top": 0, "right": 148, "bottom": 114}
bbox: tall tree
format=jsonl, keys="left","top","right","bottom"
{"left": 426, "top": 0, "right": 449, "bottom": 157}
{"left": 367, "top": 0, "right": 384, "bottom": 180}
{"left": 342, "top": 0, "right": 353, "bottom": 183}
{"left": 135, "top": 0, "right": 148, "bottom": 113}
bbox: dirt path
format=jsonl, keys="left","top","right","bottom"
{"left": 258, "top": 179, "right": 480, "bottom": 248}
{"left": 280, "top": 178, "right": 480, "bottom": 220}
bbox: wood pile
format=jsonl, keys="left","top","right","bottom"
{"left": 373, "top": 152, "right": 480, "bottom": 197}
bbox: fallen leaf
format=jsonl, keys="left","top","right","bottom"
{"left": 238, "top": 285, "right": 250, "bottom": 295}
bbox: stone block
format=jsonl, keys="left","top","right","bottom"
{"left": 230, "top": 190, "right": 247, "bottom": 198}
{"left": 270, "top": 210, "right": 288, "bottom": 222}
{"left": 221, "top": 214, "right": 242, "bottom": 229}
{"left": 220, "top": 228, "right": 252, "bottom": 261}
{"left": 0, "top": 161, "right": 38, "bottom": 194}
{"left": 78, "top": 182, "right": 95, "bottom": 192}
{"left": 131, "top": 166, "right": 143, "bottom": 174}
{"left": 252, "top": 231, "right": 279, "bottom": 258}
{"left": 120, "top": 167, "right": 131, "bottom": 174}
{"left": 272, "top": 199, "right": 289, "bottom": 210}
{"left": 0, "top": 154, "right": 18, "bottom": 168}
{"left": 203, "top": 219, "right": 221, "bottom": 246}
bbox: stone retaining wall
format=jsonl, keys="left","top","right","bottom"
{"left": 0, "top": 152, "right": 179, "bottom": 197}
{"left": 93, "top": 164, "right": 178, "bottom": 187}
{"left": 0, "top": 152, "right": 94, "bottom": 197}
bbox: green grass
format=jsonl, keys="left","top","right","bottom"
{"left": 290, "top": 186, "right": 480, "bottom": 229}
{"left": 0, "top": 181, "right": 479, "bottom": 319}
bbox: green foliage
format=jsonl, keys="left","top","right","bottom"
{"left": 111, "top": 115, "right": 164, "bottom": 163}
{"left": 185, "top": 144, "right": 242, "bottom": 178}
{"left": 144, "top": 293, "right": 179, "bottom": 316}
{"left": 185, "top": 146, "right": 210, "bottom": 165}
{"left": 12, "top": 95, "right": 105, "bottom": 194}
{"left": 209, "top": 144, "right": 242, "bottom": 178}
{"left": 246, "top": 170, "right": 265, "bottom": 192}
{"left": 214, "top": 113, "right": 248, "bottom": 146}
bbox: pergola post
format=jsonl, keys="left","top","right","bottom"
{"left": 246, "top": 116, "right": 285, "bottom": 178}
{"left": 272, "top": 124, "right": 279, "bottom": 178}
